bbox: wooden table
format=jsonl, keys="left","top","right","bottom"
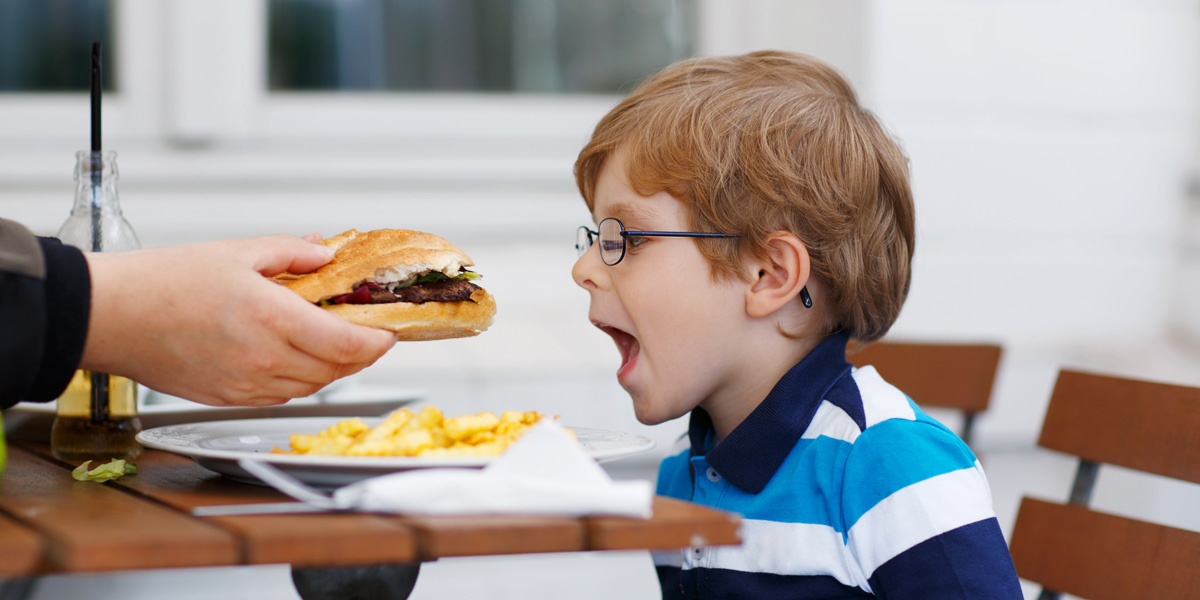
{"left": 0, "top": 443, "right": 741, "bottom": 599}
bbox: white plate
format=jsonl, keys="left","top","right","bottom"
{"left": 136, "top": 417, "right": 657, "bottom": 488}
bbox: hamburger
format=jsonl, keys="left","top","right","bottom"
{"left": 278, "top": 228, "right": 496, "bottom": 340}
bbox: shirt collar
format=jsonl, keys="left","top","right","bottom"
{"left": 688, "top": 331, "right": 853, "bottom": 494}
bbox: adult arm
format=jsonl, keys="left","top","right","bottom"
{"left": 1, "top": 221, "right": 396, "bottom": 409}
{"left": 81, "top": 234, "right": 396, "bottom": 407}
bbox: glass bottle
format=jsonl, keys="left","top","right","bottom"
{"left": 51, "top": 150, "right": 143, "bottom": 461}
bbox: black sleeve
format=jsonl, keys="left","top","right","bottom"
{"left": 0, "top": 219, "right": 91, "bottom": 409}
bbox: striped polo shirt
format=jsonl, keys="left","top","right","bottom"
{"left": 654, "top": 332, "right": 1022, "bottom": 599}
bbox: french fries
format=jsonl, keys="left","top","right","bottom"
{"left": 276, "top": 407, "right": 553, "bottom": 457}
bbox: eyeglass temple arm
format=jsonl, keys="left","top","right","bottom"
{"left": 622, "top": 230, "right": 738, "bottom": 238}
{"left": 606, "top": 228, "right": 809, "bottom": 306}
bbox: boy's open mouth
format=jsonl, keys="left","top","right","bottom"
{"left": 593, "top": 321, "right": 640, "bottom": 378}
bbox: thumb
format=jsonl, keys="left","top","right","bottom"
{"left": 250, "top": 234, "right": 337, "bottom": 276}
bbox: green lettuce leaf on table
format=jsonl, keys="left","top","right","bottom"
{"left": 72, "top": 459, "right": 137, "bottom": 482}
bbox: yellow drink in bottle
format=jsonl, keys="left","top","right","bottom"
{"left": 52, "top": 371, "right": 142, "bottom": 461}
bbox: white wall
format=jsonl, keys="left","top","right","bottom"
{"left": 868, "top": 0, "right": 1200, "bottom": 448}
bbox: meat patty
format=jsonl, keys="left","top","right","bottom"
{"left": 329, "top": 279, "right": 480, "bottom": 305}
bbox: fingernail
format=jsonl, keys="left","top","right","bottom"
{"left": 315, "top": 244, "right": 336, "bottom": 259}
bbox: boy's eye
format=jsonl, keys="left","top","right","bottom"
{"left": 600, "top": 239, "right": 623, "bottom": 253}
{"left": 626, "top": 235, "right": 649, "bottom": 249}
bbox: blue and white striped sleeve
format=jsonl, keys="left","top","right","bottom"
{"left": 840, "top": 419, "right": 1022, "bottom": 599}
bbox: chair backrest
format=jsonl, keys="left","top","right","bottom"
{"left": 1008, "top": 369, "right": 1200, "bottom": 600}
{"left": 846, "top": 341, "right": 1002, "bottom": 445}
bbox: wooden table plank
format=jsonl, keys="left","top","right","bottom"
{"left": 0, "top": 512, "right": 45, "bottom": 578}
{"left": 0, "top": 447, "right": 237, "bottom": 572}
{"left": 105, "top": 449, "right": 419, "bottom": 567}
{"left": 396, "top": 497, "right": 741, "bottom": 560}
{"left": 585, "top": 497, "right": 741, "bottom": 551}
{"left": 11, "top": 444, "right": 741, "bottom": 572}
{"left": 399, "top": 514, "right": 585, "bottom": 559}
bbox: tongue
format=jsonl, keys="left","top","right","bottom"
{"left": 618, "top": 337, "right": 640, "bottom": 377}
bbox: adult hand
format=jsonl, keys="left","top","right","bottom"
{"left": 81, "top": 234, "right": 396, "bottom": 406}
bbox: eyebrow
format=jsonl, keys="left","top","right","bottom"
{"left": 604, "top": 202, "right": 657, "bottom": 224}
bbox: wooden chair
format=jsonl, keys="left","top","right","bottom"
{"left": 847, "top": 341, "right": 1002, "bottom": 446}
{"left": 1008, "top": 369, "right": 1200, "bottom": 599}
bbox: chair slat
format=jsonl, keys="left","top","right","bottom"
{"left": 847, "top": 341, "right": 1000, "bottom": 412}
{"left": 1010, "top": 497, "right": 1200, "bottom": 600}
{"left": 1040, "top": 370, "right": 1200, "bottom": 484}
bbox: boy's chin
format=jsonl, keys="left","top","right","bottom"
{"left": 631, "top": 396, "right": 690, "bottom": 426}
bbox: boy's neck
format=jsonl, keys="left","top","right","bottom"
{"left": 700, "top": 332, "right": 824, "bottom": 440}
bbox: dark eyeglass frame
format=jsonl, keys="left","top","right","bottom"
{"left": 576, "top": 217, "right": 737, "bottom": 266}
{"left": 575, "top": 216, "right": 813, "bottom": 309}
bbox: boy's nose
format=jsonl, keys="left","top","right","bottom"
{"left": 571, "top": 244, "right": 606, "bottom": 290}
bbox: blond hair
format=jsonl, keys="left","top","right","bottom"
{"left": 574, "top": 50, "right": 914, "bottom": 342}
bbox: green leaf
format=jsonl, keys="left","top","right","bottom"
{"left": 72, "top": 458, "right": 137, "bottom": 482}
{"left": 391, "top": 274, "right": 420, "bottom": 289}
{"left": 414, "top": 272, "right": 448, "bottom": 284}
{"left": 71, "top": 461, "right": 92, "bottom": 480}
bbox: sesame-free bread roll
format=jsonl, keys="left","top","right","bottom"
{"left": 277, "top": 228, "right": 496, "bottom": 340}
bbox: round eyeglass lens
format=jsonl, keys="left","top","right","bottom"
{"left": 576, "top": 226, "right": 593, "bottom": 258}
{"left": 598, "top": 218, "right": 625, "bottom": 265}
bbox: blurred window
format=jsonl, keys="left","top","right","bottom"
{"left": 268, "top": 0, "right": 694, "bottom": 94}
{"left": 0, "top": 0, "right": 712, "bottom": 165}
{"left": 0, "top": 0, "right": 115, "bottom": 92}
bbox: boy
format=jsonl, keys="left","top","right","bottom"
{"left": 571, "top": 51, "right": 1022, "bottom": 599}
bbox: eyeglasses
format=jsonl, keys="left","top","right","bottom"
{"left": 575, "top": 217, "right": 813, "bottom": 309}
{"left": 576, "top": 217, "right": 738, "bottom": 266}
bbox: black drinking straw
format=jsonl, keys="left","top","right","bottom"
{"left": 88, "top": 42, "right": 101, "bottom": 252}
{"left": 91, "top": 42, "right": 101, "bottom": 161}
{"left": 89, "top": 41, "right": 109, "bottom": 423}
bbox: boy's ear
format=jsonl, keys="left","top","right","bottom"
{"left": 744, "top": 232, "right": 810, "bottom": 319}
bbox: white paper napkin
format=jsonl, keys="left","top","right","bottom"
{"left": 331, "top": 420, "right": 654, "bottom": 518}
